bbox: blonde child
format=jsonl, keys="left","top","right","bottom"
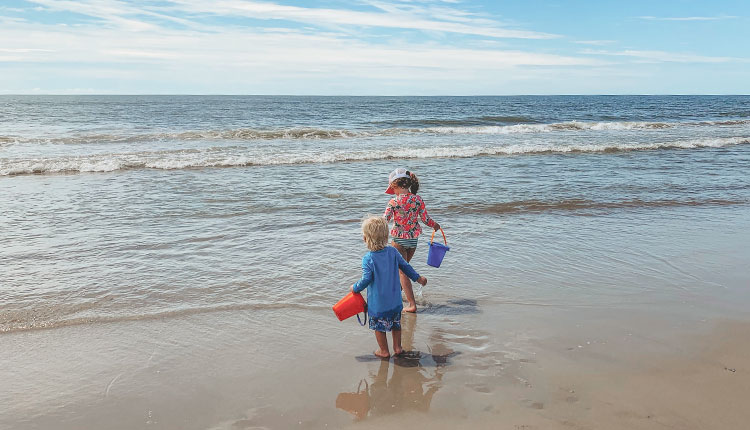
{"left": 383, "top": 168, "right": 441, "bottom": 312}
{"left": 352, "top": 216, "right": 427, "bottom": 359}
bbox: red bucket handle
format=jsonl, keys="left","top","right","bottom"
{"left": 430, "top": 228, "right": 447, "bottom": 246}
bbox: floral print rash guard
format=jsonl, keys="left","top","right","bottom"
{"left": 383, "top": 193, "right": 437, "bottom": 239}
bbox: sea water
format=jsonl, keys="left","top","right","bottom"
{"left": 2, "top": 95, "right": 750, "bottom": 333}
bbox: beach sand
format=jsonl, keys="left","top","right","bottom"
{"left": 3, "top": 297, "right": 749, "bottom": 430}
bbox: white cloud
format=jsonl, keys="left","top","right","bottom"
{"left": 6, "top": 1, "right": 745, "bottom": 94}
{"left": 0, "top": 6, "right": 27, "bottom": 13}
{"left": 0, "top": 10, "right": 604, "bottom": 95}
{"left": 25, "top": 0, "right": 558, "bottom": 39}
{"left": 0, "top": 20, "right": 593, "bottom": 69}
{"left": 0, "top": 1, "right": 583, "bottom": 82}
{"left": 0, "top": 16, "right": 29, "bottom": 24}
{"left": 638, "top": 15, "right": 738, "bottom": 21}
{"left": 27, "top": 0, "right": 203, "bottom": 31}
{"left": 574, "top": 40, "right": 616, "bottom": 46}
{"left": 0, "top": 48, "right": 54, "bottom": 53}
{"left": 581, "top": 49, "right": 743, "bottom": 64}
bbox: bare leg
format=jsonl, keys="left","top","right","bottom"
{"left": 404, "top": 246, "right": 416, "bottom": 263}
{"left": 403, "top": 247, "right": 418, "bottom": 308}
{"left": 392, "top": 241, "right": 418, "bottom": 312}
{"left": 374, "top": 331, "right": 390, "bottom": 358}
{"left": 400, "top": 272, "right": 417, "bottom": 312}
{"left": 392, "top": 329, "right": 403, "bottom": 355}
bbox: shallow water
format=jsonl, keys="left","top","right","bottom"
{"left": 2, "top": 147, "right": 749, "bottom": 332}
{"left": 2, "top": 96, "right": 750, "bottom": 331}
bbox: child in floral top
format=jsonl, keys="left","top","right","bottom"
{"left": 383, "top": 168, "right": 441, "bottom": 313}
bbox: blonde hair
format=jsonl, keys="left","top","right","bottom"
{"left": 361, "top": 216, "right": 389, "bottom": 251}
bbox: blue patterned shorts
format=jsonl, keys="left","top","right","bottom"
{"left": 369, "top": 311, "right": 402, "bottom": 332}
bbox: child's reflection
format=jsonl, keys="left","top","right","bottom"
{"left": 336, "top": 315, "right": 452, "bottom": 421}
{"left": 337, "top": 357, "right": 444, "bottom": 420}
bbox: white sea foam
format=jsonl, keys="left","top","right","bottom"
{"left": 1, "top": 119, "right": 748, "bottom": 146}
{"left": 2, "top": 136, "right": 747, "bottom": 176}
{"left": 422, "top": 120, "right": 678, "bottom": 134}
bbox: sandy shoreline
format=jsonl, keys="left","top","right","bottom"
{"left": 2, "top": 297, "right": 749, "bottom": 430}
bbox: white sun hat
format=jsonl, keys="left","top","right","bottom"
{"left": 385, "top": 167, "right": 410, "bottom": 194}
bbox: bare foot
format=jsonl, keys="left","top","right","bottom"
{"left": 393, "top": 347, "right": 404, "bottom": 356}
{"left": 374, "top": 349, "right": 390, "bottom": 359}
{"left": 403, "top": 305, "right": 417, "bottom": 313}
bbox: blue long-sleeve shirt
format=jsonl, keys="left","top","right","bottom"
{"left": 352, "top": 246, "right": 420, "bottom": 317}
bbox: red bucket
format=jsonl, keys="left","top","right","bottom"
{"left": 333, "top": 291, "right": 367, "bottom": 322}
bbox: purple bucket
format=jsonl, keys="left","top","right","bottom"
{"left": 426, "top": 229, "right": 449, "bottom": 268}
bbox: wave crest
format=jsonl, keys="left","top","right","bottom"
{"left": 2, "top": 119, "right": 748, "bottom": 146}
{"left": 2, "top": 136, "right": 748, "bottom": 176}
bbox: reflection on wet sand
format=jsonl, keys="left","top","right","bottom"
{"left": 420, "top": 298, "right": 481, "bottom": 316}
{"left": 337, "top": 314, "right": 458, "bottom": 421}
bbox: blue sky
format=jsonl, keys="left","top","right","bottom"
{"left": 1, "top": 0, "right": 748, "bottom": 94}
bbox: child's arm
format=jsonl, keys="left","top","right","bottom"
{"left": 395, "top": 251, "right": 427, "bottom": 286}
{"left": 417, "top": 196, "right": 440, "bottom": 231}
{"left": 383, "top": 199, "right": 395, "bottom": 221}
{"left": 352, "top": 256, "right": 374, "bottom": 293}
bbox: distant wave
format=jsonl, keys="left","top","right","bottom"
{"left": 369, "top": 115, "right": 540, "bottom": 127}
{"left": 1, "top": 119, "right": 749, "bottom": 146}
{"left": 0, "top": 128, "right": 384, "bottom": 145}
{"left": 2, "top": 136, "right": 748, "bottom": 176}
{"left": 443, "top": 198, "right": 749, "bottom": 215}
{"left": 423, "top": 119, "right": 750, "bottom": 134}
{"left": 423, "top": 120, "right": 674, "bottom": 134}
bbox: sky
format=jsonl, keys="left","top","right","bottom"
{"left": 1, "top": 0, "right": 748, "bottom": 95}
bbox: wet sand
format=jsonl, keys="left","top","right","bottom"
{"left": 519, "top": 321, "right": 750, "bottom": 430}
{"left": 2, "top": 296, "right": 749, "bottom": 430}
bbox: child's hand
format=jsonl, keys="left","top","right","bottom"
{"left": 433, "top": 223, "right": 441, "bottom": 231}
{"left": 351, "top": 285, "right": 355, "bottom": 293}
{"left": 417, "top": 276, "right": 427, "bottom": 286}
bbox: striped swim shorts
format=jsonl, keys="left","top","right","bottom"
{"left": 392, "top": 237, "right": 418, "bottom": 249}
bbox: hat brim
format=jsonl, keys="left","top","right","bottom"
{"left": 385, "top": 185, "right": 395, "bottom": 194}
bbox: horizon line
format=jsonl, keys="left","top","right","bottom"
{"left": 1, "top": 93, "right": 748, "bottom": 97}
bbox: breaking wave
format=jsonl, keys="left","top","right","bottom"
{"left": 2, "top": 136, "right": 748, "bottom": 176}
{"left": 369, "top": 115, "right": 540, "bottom": 127}
{"left": 0, "top": 128, "right": 382, "bottom": 145}
{"left": 1, "top": 119, "right": 748, "bottom": 146}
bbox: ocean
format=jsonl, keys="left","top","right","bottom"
{"left": 2, "top": 95, "right": 750, "bottom": 429}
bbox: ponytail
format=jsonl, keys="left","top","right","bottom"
{"left": 409, "top": 172, "right": 420, "bottom": 194}
{"left": 392, "top": 170, "right": 421, "bottom": 194}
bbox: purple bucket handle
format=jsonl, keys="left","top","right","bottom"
{"left": 427, "top": 228, "right": 450, "bottom": 268}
